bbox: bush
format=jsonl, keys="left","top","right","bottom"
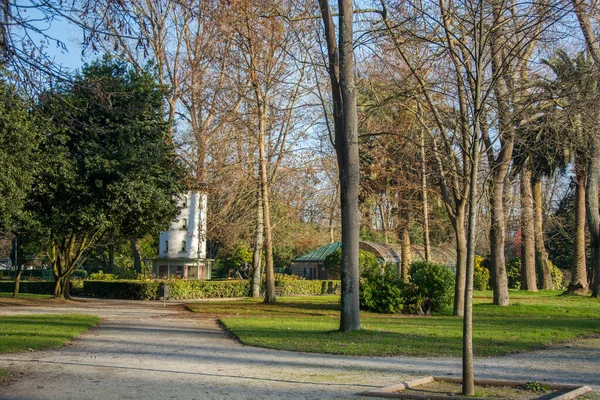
{"left": 324, "top": 248, "right": 380, "bottom": 279}
{"left": 273, "top": 277, "right": 340, "bottom": 296}
{"left": 474, "top": 256, "right": 490, "bottom": 290}
{"left": 88, "top": 271, "right": 117, "bottom": 281}
{"left": 505, "top": 258, "right": 521, "bottom": 289}
{"left": 404, "top": 261, "right": 455, "bottom": 314}
{"left": 360, "top": 272, "right": 403, "bottom": 313}
{"left": 549, "top": 261, "right": 564, "bottom": 290}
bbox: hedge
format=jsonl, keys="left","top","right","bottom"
{"left": 2, "top": 278, "right": 342, "bottom": 300}
{"left": 0, "top": 280, "right": 84, "bottom": 295}
{"left": 275, "top": 279, "right": 340, "bottom": 296}
{"left": 83, "top": 279, "right": 250, "bottom": 300}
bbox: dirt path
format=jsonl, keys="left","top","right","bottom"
{"left": 0, "top": 298, "right": 598, "bottom": 399}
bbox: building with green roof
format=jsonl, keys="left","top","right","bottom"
{"left": 290, "top": 241, "right": 456, "bottom": 280}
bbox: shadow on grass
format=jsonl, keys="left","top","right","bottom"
{"left": 221, "top": 314, "right": 600, "bottom": 357}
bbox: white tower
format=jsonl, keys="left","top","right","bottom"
{"left": 153, "top": 191, "right": 211, "bottom": 279}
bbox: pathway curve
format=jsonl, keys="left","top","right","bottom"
{"left": 0, "top": 298, "right": 598, "bottom": 399}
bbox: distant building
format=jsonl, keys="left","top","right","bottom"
{"left": 290, "top": 241, "right": 457, "bottom": 280}
{"left": 152, "top": 191, "right": 213, "bottom": 279}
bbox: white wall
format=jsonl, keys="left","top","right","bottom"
{"left": 158, "top": 191, "right": 207, "bottom": 259}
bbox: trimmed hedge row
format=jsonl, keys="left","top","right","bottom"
{"left": 0, "top": 280, "right": 84, "bottom": 295}
{"left": 275, "top": 279, "right": 340, "bottom": 296}
{"left": 83, "top": 279, "right": 251, "bottom": 300}
{"left": 2, "top": 278, "right": 342, "bottom": 300}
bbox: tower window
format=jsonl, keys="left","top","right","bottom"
{"left": 180, "top": 240, "right": 186, "bottom": 252}
{"left": 164, "top": 240, "right": 169, "bottom": 252}
{"left": 182, "top": 218, "right": 187, "bottom": 230}
{"left": 182, "top": 196, "right": 188, "bottom": 208}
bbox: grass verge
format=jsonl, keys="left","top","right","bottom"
{"left": 187, "top": 290, "right": 600, "bottom": 357}
{"left": 0, "top": 314, "right": 100, "bottom": 353}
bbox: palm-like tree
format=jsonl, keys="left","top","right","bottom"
{"left": 540, "top": 49, "right": 596, "bottom": 294}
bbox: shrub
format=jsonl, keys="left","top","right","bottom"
{"left": 405, "top": 261, "right": 455, "bottom": 314}
{"left": 548, "top": 261, "right": 564, "bottom": 290}
{"left": 324, "top": 248, "right": 381, "bottom": 279}
{"left": 273, "top": 277, "right": 340, "bottom": 295}
{"left": 473, "top": 256, "right": 490, "bottom": 290}
{"left": 360, "top": 272, "right": 403, "bottom": 313}
{"left": 88, "top": 271, "right": 117, "bottom": 281}
{"left": 505, "top": 258, "right": 522, "bottom": 289}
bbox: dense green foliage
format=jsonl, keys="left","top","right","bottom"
{"left": 324, "top": 248, "right": 380, "bottom": 279}
{"left": 0, "top": 280, "right": 82, "bottom": 295}
{"left": 360, "top": 272, "right": 403, "bottom": 313}
{"left": 359, "top": 261, "right": 454, "bottom": 314}
{"left": 0, "top": 75, "right": 39, "bottom": 233}
{"left": 207, "top": 291, "right": 600, "bottom": 357}
{"left": 22, "top": 57, "right": 184, "bottom": 297}
{"left": 403, "top": 262, "right": 455, "bottom": 314}
{"left": 474, "top": 256, "right": 490, "bottom": 290}
{"left": 0, "top": 314, "right": 100, "bottom": 353}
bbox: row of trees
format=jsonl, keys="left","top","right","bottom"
{"left": 1, "top": 0, "right": 599, "bottom": 323}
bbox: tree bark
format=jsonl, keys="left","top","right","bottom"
{"left": 520, "top": 168, "right": 537, "bottom": 291}
{"left": 572, "top": 0, "right": 600, "bottom": 298}
{"left": 320, "top": 0, "right": 361, "bottom": 332}
{"left": 108, "top": 243, "right": 115, "bottom": 274}
{"left": 131, "top": 238, "right": 142, "bottom": 274}
{"left": 12, "top": 236, "right": 20, "bottom": 298}
{"left": 421, "top": 129, "right": 431, "bottom": 262}
{"left": 532, "top": 178, "right": 553, "bottom": 289}
{"left": 453, "top": 206, "right": 468, "bottom": 316}
{"left": 400, "top": 211, "right": 412, "bottom": 282}
{"left": 568, "top": 157, "right": 588, "bottom": 294}
{"left": 251, "top": 193, "right": 264, "bottom": 298}
{"left": 257, "top": 97, "right": 276, "bottom": 304}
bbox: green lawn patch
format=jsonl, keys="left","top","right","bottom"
{"left": 187, "top": 291, "right": 600, "bottom": 357}
{"left": 0, "top": 292, "right": 53, "bottom": 300}
{"left": 0, "top": 314, "right": 100, "bottom": 353}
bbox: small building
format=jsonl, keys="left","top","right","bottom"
{"left": 290, "top": 241, "right": 457, "bottom": 280}
{"left": 152, "top": 191, "right": 213, "bottom": 279}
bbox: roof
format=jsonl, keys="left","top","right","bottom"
{"left": 293, "top": 242, "right": 342, "bottom": 262}
{"left": 293, "top": 241, "right": 457, "bottom": 266}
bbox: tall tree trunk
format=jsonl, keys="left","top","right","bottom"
{"left": 257, "top": 99, "right": 276, "bottom": 304}
{"left": 251, "top": 193, "right": 264, "bottom": 298}
{"left": 532, "top": 178, "right": 553, "bottom": 289}
{"left": 453, "top": 206, "right": 468, "bottom": 317}
{"left": 400, "top": 211, "right": 412, "bottom": 282}
{"left": 421, "top": 129, "right": 431, "bottom": 262}
{"left": 568, "top": 157, "right": 588, "bottom": 294}
{"left": 379, "top": 201, "right": 389, "bottom": 244}
{"left": 489, "top": 178, "right": 510, "bottom": 305}
{"left": 328, "top": 182, "right": 339, "bottom": 244}
{"left": 320, "top": 0, "right": 361, "bottom": 332}
{"left": 131, "top": 238, "right": 142, "bottom": 274}
{"left": 12, "top": 236, "right": 20, "bottom": 298}
{"left": 520, "top": 168, "right": 537, "bottom": 291}
{"left": 587, "top": 131, "right": 600, "bottom": 297}
{"left": 108, "top": 243, "right": 115, "bottom": 274}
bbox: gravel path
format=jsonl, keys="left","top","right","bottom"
{"left": 0, "top": 298, "right": 598, "bottom": 399}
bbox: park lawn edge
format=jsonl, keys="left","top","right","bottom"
{"left": 0, "top": 314, "right": 101, "bottom": 354}
{"left": 186, "top": 292, "right": 600, "bottom": 358}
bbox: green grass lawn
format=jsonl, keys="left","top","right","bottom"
{"left": 187, "top": 290, "right": 600, "bottom": 357}
{"left": 0, "top": 314, "right": 100, "bottom": 353}
{"left": 0, "top": 292, "right": 53, "bottom": 300}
